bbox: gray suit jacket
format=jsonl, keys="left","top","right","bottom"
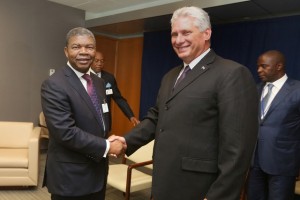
{"left": 41, "top": 66, "right": 109, "bottom": 196}
{"left": 125, "top": 50, "right": 258, "bottom": 200}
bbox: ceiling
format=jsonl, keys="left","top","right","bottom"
{"left": 48, "top": 0, "right": 300, "bottom": 38}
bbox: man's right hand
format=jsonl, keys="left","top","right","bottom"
{"left": 108, "top": 135, "right": 127, "bottom": 157}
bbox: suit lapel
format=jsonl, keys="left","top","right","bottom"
{"left": 258, "top": 83, "right": 264, "bottom": 123}
{"left": 63, "top": 66, "right": 104, "bottom": 131}
{"left": 167, "top": 50, "right": 215, "bottom": 102}
{"left": 262, "top": 79, "right": 292, "bottom": 120}
{"left": 165, "top": 65, "right": 183, "bottom": 97}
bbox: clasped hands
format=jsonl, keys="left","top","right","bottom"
{"left": 108, "top": 135, "right": 127, "bottom": 157}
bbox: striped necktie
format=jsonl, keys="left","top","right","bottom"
{"left": 261, "top": 83, "right": 274, "bottom": 118}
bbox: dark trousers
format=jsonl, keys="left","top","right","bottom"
{"left": 247, "top": 151, "right": 296, "bottom": 200}
{"left": 51, "top": 188, "right": 106, "bottom": 200}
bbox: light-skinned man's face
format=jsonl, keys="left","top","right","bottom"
{"left": 171, "top": 16, "right": 211, "bottom": 64}
{"left": 91, "top": 52, "right": 105, "bottom": 73}
{"left": 64, "top": 35, "right": 96, "bottom": 73}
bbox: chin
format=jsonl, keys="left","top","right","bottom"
{"left": 178, "top": 53, "right": 188, "bottom": 60}
{"left": 78, "top": 65, "right": 91, "bottom": 71}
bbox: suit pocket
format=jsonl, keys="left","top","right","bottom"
{"left": 53, "top": 149, "right": 89, "bottom": 163}
{"left": 181, "top": 157, "right": 218, "bottom": 173}
{"left": 276, "top": 138, "right": 300, "bottom": 149}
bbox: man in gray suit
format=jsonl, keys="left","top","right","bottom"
{"left": 113, "top": 6, "right": 258, "bottom": 200}
{"left": 41, "top": 27, "right": 124, "bottom": 200}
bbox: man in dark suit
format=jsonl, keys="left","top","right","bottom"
{"left": 113, "top": 6, "right": 258, "bottom": 200}
{"left": 91, "top": 51, "right": 140, "bottom": 130}
{"left": 247, "top": 50, "right": 300, "bottom": 200}
{"left": 41, "top": 27, "right": 124, "bottom": 200}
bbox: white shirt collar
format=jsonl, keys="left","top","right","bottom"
{"left": 265, "top": 74, "right": 288, "bottom": 90}
{"left": 67, "top": 61, "right": 91, "bottom": 78}
{"left": 261, "top": 74, "right": 287, "bottom": 118}
{"left": 90, "top": 68, "right": 102, "bottom": 77}
{"left": 183, "top": 48, "right": 211, "bottom": 69}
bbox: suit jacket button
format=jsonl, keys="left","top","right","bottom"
{"left": 159, "top": 129, "right": 164, "bottom": 132}
{"left": 164, "top": 105, "right": 168, "bottom": 110}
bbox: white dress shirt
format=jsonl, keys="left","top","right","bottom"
{"left": 261, "top": 74, "right": 287, "bottom": 118}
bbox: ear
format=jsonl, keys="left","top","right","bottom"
{"left": 276, "top": 62, "right": 283, "bottom": 71}
{"left": 203, "top": 28, "right": 212, "bottom": 41}
{"left": 64, "top": 47, "right": 68, "bottom": 58}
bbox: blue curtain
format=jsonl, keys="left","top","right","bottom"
{"left": 211, "top": 15, "right": 300, "bottom": 82}
{"left": 139, "top": 15, "right": 300, "bottom": 118}
{"left": 139, "top": 30, "right": 181, "bottom": 117}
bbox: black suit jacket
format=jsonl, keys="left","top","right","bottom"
{"left": 100, "top": 70, "right": 135, "bottom": 130}
{"left": 125, "top": 50, "right": 259, "bottom": 200}
{"left": 41, "top": 66, "right": 110, "bottom": 196}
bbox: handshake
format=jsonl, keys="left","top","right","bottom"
{"left": 108, "top": 135, "right": 127, "bottom": 157}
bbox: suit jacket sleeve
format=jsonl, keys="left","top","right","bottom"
{"left": 206, "top": 65, "right": 259, "bottom": 199}
{"left": 124, "top": 106, "right": 157, "bottom": 154}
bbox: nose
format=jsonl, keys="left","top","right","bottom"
{"left": 257, "top": 66, "right": 262, "bottom": 73}
{"left": 174, "top": 34, "right": 184, "bottom": 44}
{"left": 79, "top": 47, "right": 88, "bottom": 54}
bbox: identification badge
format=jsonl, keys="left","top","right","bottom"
{"left": 106, "top": 89, "right": 113, "bottom": 95}
{"left": 102, "top": 103, "right": 109, "bottom": 113}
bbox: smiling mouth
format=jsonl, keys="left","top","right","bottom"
{"left": 77, "top": 59, "right": 91, "bottom": 65}
{"left": 177, "top": 46, "right": 189, "bottom": 52}
{"left": 177, "top": 49, "right": 186, "bottom": 53}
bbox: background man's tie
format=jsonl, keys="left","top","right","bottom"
{"left": 174, "top": 65, "right": 191, "bottom": 88}
{"left": 82, "top": 74, "right": 106, "bottom": 131}
{"left": 261, "top": 83, "right": 274, "bottom": 118}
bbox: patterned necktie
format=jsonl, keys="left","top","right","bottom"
{"left": 82, "top": 74, "right": 106, "bottom": 131}
{"left": 174, "top": 65, "right": 191, "bottom": 87}
{"left": 261, "top": 83, "right": 274, "bottom": 118}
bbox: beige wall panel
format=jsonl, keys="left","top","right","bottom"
{"left": 95, "top": 35, "right": 143, "bottom": 136}
{"left": 95, "top": 35, "right": 118, "bottom": 75}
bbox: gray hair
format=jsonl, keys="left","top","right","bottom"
{"left": 65, "top": 27, "right": 96, "bottom": 47}
{"left": 171, "top": 6, "right": 211, "bottom": 31}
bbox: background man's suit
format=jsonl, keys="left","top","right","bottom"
{"left": 41, "top": 66, "right": 110, "bottom": 196}
{"left": 124, "top": 50, "right": 258, "bottom": 200}
{"left": 247, "top": 50, "right": 300, "bottom": 200}
{"left": 256, "top": 79, "right": 300, "bottom": 176}
{"left": 100, "top": 70, "right": 135, "bottom": 130}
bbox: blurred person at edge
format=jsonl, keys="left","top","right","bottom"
{"left": 247, "top": 50, "right": 300, "bottom": 200}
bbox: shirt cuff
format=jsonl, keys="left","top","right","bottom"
{"left": 103, "top": 139, "right": 110, "bottom": 157}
